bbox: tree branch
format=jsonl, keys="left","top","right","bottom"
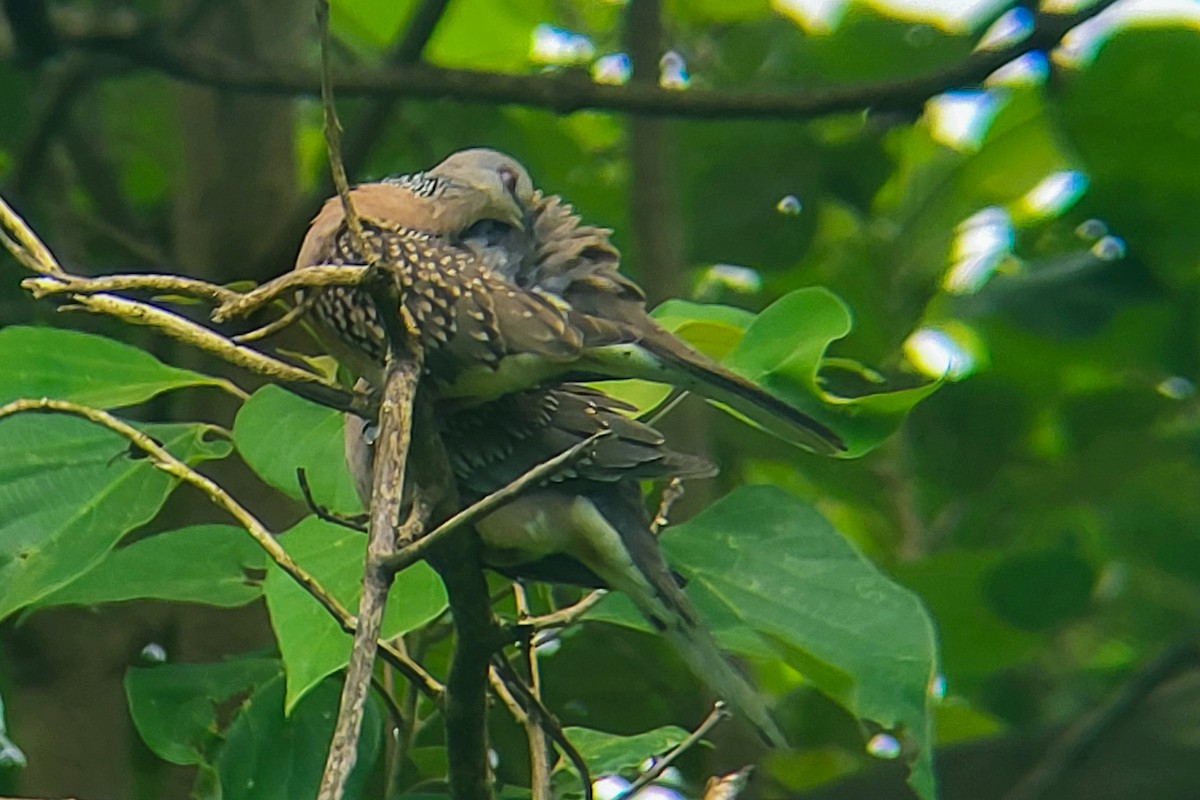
{"left": 615, "top": 702, "right": 731, "bottom": 800}
{"left": 53, "top": 2, "right": 1120, "bottom": 121}
{"left": 0, "top": 398, "right": 443, "bottom": 701}
{"left": 380, "top": 431, "right": 611, "bottom": 575}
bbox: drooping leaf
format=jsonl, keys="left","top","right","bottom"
{"left": 0, "top": 326, "right": 230, "bottom": 408}
{"left": 264, "top": 517, "right": 448, "bottom": 710}
{"left": 214, "top": 674, "right": 385, "bottom": 800}
{"left": 233, "top": 385, "right": 362, "bottom": 514}
{"left": 661, "top": 486, "right": 938, "bottom": 799}
{"left": 34, "top": 525, "right": 265, "bottom": 610}
{"left": 125, "top": 657, "right": 282, "bottom": 766}
{"left": 723, "top": 288, "right": 939, "bottom": 456}
{"left": 0, "top": 416, "right": 231, "bottom": 621}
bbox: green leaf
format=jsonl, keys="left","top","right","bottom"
{"left": 559, "top": 725, "right": 691, "bottom": 777}
{"left": 126, "top": 658, "right": 282, "bottom": 766}
{"left": 982, "top": 547, "right": 1096, "bottom": 632}
{"left": 0, "top": 327, "right": 228, "bottom": 408}
{"left": 0, "top": 416, "right": 231, "bottom": 621}
{"left": 724, "top": 288, "right": 939, "bottom": 456}
{"left": 215, "top": 674, "right": 385, "bottom": 800}
{"left": 660, "top": 486, "right": 939, "bottom": 800}
{"left": 264, "top": 517, "right": 448, "bottom": 710}
{"left": 234, "top": 385, "right": 362, "bottom": 514}
{"left": 34, "top": 525, "right": 265, "bottom": 610}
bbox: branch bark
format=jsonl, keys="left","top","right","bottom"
{"left": 52, "top": 2, "right": 1121, "bottom": 121}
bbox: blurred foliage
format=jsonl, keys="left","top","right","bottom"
{"left": 3, "top": 1, "right": 1200, "bottom": 800}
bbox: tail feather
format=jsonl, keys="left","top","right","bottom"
{"left": 626, "top": 579, "right": 787, "bottom": 748}
{"left": 588, "top": 326, "right": 846, "bottom": 455}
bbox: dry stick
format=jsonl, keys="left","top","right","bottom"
{"left": 380, "top": 431, "right": 611, "bottom": 574}
{"left": 21, "top": 272, "right": 239, "bottom": 304}
{"left": 614, "top": 702, "right": 732, "bottom": 800}
{"left": 513, "top": 585, "right": 551, "bottom": 800}
{"left": 312, "top": 2, "right": 422, "bottom": 798}
{"left": 1001, "top": 642, "right": 1200, "bottom": 800}
{"left": 63, "top": 1, "right": 1121, "bottom": 121}
{"left": 212, "top": 264, "right": 368, "bottom": 321}
{"left": 233, "top": 292, "right": 319, "bottom": 343}
{"left": 490, "top": 654, "right": 593, "bottom": 800}
{"left": 318, "top": 354, "right": 424, "bottom": 800}
{"left": 0, "top": 193, "right": 64, "bottom": 276}
{"left": 0, "top": 398, "right": 442, "bottom": 700}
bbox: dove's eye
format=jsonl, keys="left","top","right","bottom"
{"left": 498, "top": 167, "right": 519, "bottom": 196}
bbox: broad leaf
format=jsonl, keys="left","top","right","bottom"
{"left": 0, "top": 326, "right": 229, "bottom": 408}
{"left": 264, "top": 517, "right": 448, "bottom": 710}
{"left": 35, "top": 525, "right": 265, "bottom": 610}
{"left": 725, "top": 288, "right": 939, "bottom": 456}
{"left": 663, "top": 486, "right": 935, "bottom": 799}
{"left": 0, "top": 416, "right": 231, "bottom": 621}
{"left": 214, "top": 674, "right": 384, "bottom": 800}
{"left": 126, "top": 658, "right": 281, "bottom": 766}
{"left": 234, "top": 385, "right": 362, "bottom": 514}
{"left": 559, "top": 725, "right": 690, "bottom": 778}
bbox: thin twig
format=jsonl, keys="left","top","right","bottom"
{"left": 381, "top": 431, "right": 611, "bottom": 574}
{"left": 514, "top": 584, "right": 551, "bottom": 800}
{"left": 0, "top": 192, "right": 66, "bottom": 276}
{"left": 317, "top": 354, "right": 424, "bottom": 800}
{"left": 58, "top": 2, "right": 1121, "bottom": 120}
{"left": 614, "top": 702, "right": 731, "bottom": 800}
{"left": 490, "top": 654, "right": 593, "bottom": 800}
{"left": 0, "top": 399, "right": 443, "bottom": 700}
{"left": 315, "top": 0, "right": 366, "bottom": 247}
{"left": 651, "top": 477, "right": 684, "bottom": 535}
{"left": 233, "top": 292, "right": 319, "bottom": 343}
{"left": 212, "top": 265, "right": 367, "bottom": 321}
{"left": 1001, "top": 642, "right": 1200, "bottom": 800}
{"left": 297, "top": 468, "right": 367, "bottom": 533}
{"left": 21, "top": 272, "right": 240, "bottom": 303}
{"left": 525, "top": 591, "right": 606, "bottom": 632}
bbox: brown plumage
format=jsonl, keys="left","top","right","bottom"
{"left": 299, "top": 148, "right": 844, "bottom": 454}
{"left": 343, "top": 384, "right": 786, "bottom": 746}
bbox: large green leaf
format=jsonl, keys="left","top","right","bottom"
{"left": 34, "top": 525, "right": 265, "bottom": 610}
{"left": 559, "top": 725, "right": 690, "bottom": 778}
{"left": 126, "top": 658, "right": 282, "bottom": 766}
{"left": 0, "top": 326, "right": 229, "bottom": 408}
{"left": 661, "top": 486, "right": 938, "bottom": 799}
{"left": 264, "top": 516, "right": 448, "bottom": 710}
{"left": 233, "top": 385, "right": 362, "bottom": 514}
{"left": 0, "top": 416, "right": 231, "bottom": 621}
{"left": 724, "top": 288, "right": 939, "bottom": 456}
{"left": 214, "top": 674, "right": 385, "bottom": 800}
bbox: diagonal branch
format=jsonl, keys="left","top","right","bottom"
{"left": 56, "top": 2, "right": 1120, "bottom": 120}
{"left": 0, "top": 398, "right": 443, "bottom": 700}
{"left": 380, "top": 431, "right": 611, "bottom": 574}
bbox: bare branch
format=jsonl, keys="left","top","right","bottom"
{"left": 212, "top": 265, "right": 367, "bottom": 321}
{"left": 1002, "top": 642, "right": 1200, "bottom": 800}
{"left": 22, "top": 272, "right": 239, "bottom": 304}
{"left": 490, "top": 654, "right": 593, "bottom": 800}
{"left": 232, "top": 292, "right": 318, "bottom": 343}
{"left": 615, "top": 702, "right": 731, "bottom": 800}
{"left": 513, "top": 585, "right": 551, "bottom": 800}
{"left": 57, "top": 2, "right": 1120, "bottom": 121}
{"left": 0, "top": 192, "right": 66, "bottom": 276}
{"left": 0, "top": 398, "right": 443, "bottom": 700}
{"left": 319, "top": 354, "right": 424, "bottom": 800}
